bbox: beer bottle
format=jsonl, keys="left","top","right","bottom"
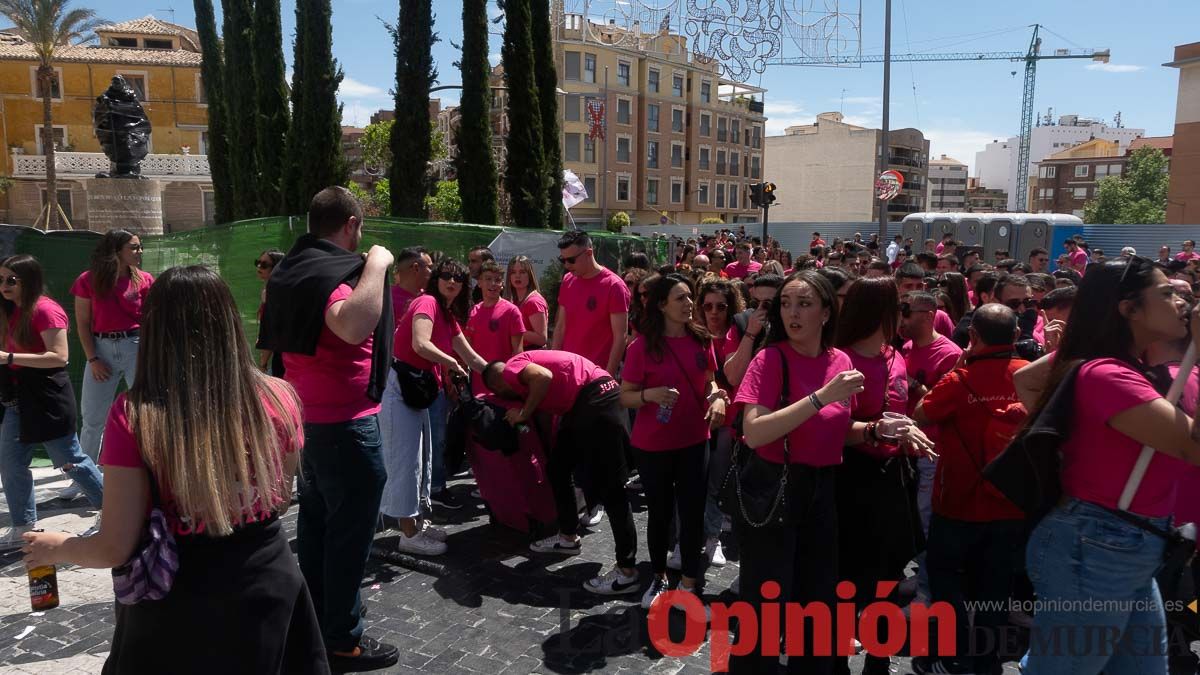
{"left": 28, "top": 564, "right": 59, "bottom": 611}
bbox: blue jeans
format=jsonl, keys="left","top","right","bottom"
{"left": 378, "top": 370, "right": 432, "bottom": 519}
{"left": 296, "top": 415, "right": 386, "bottom": 652}
{"left": 429, "top": 390, "right": 448, "bottom": 491}
{"left": 0, "top": 405, "right": 104, "bottom": 526}
{"left": 1023, "top": 498, "right": 1170, "bottom": 675}
{"left": 79, "top": 335, "right": 140, "bottom": 461}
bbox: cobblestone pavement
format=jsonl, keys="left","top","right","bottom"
{"left": 2, "top": 466, "right": 1166, "bottom": 674}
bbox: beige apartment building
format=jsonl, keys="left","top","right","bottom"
{"left": 764, "top": 112, "right": 928, "bottom": 223}
{"left": 927, "top": 155, "right": 967, "bottom": 211}
{"left": 554, "top": 13, "right": 766, "bottom": 228}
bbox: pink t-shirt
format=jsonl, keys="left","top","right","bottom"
{"left": 1061, "top": 359, "right": 1189, "bottom": 517}
{"left": 723, "top": 260, "right": 762, "bottom": 280}
{"left": 734, "top": 346, "right": 855, "bottom": 466}
{"left": 100, "top": 385, "right": 303, "bottom": 536}
{"left": 394, "top": 294, "right": 462, "bottom": 371}
{"left": 1069, "top": 249, "right": 1089, "bottom": 272}
{"left": 70, "top": 270, "right": 154, "bottom": 333}
{"left": 518, "top": 291, "right": 549, "bottom": 332}
{"left": 466, "top": 299, "right": 524, "bottom": 392}
{"left": 6, "top": 296, "right": 68, "bottom": 363}
{"left": 935, "top": 242, "right": 946, "bottom": 255}
{"left": 1175, "top": 251, "right": 1200, "bottom": 263}
{"left": 391, "top": 286, "right": 421, "bottom": 322}
{"left": 902, "top": 336, "right": 963, "bottom": 398}
{"left": 623, "top": 335, "right": 718, "bottom": 451}
{"left": 934, "top": 310, "right": 956, "bottom": 337}
{"left": 1167, "top": 363, "right": 1200, "bottom": 541}
{"left": 557, "top": 268, "right": 630, "bottom": 368}
{"left": 282, "top": 284, "right": 379, "bottom": 424}
{"left": 501, "top": 350, "right": 608, "bottom": 416}
{"left": 845, "top": 346, "right": 909, "bottom": 458}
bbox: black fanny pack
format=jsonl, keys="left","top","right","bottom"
{"left": 391, "top": 360, "right": 438, "bottom": 409}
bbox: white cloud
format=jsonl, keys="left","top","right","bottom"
{"left": 489, "top": 52, "right": 501, "bottom": 66}
{"left": 923, "top": 127, "right": 1005, "bottom": 175}
{"left": 838, "top": 95, "right": 882, "bottom": 105}
{"left": 1085, "top": 62, "right": 1143, "bottom": 73}
{"left": 764, "top": 100, "right": 810, "bottom": 135}
{"left": 339, "top": 76, "right": 388, "bottom": 99}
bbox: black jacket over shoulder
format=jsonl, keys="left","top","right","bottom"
{"left": 258, "top": 234, "right": 393, "bottom": 402}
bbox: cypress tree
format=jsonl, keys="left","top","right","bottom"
{"left": 500, "top": 0, "right": 547, "bottom": 227}
{"left": 390, "top": 0, "right": 437, "bottom": 218}
{"left": 253, "top": 0, "right": 290, "bottom": 215}
{"left": 530, "top": 0, "right": 562, "bottom": 228}
{"left": 220, "top": 0, "right": 258, "bottom": 219}
{"left": 283, "top": 0, "right": 345, "bottom": 213}
{"left": 456, "top": 0, "right": 497, "bottom": 225}
{"left": 193, "top": 0, "right": 233, "bottom": 224}
{"left": 281, "top": 0, "right": 308, "bottom": 214}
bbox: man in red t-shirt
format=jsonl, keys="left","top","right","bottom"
{"left": 912, "top": 304, "right": 1028, "bottom": 675}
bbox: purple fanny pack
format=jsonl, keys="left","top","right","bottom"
{"left": 111, "top": 508, "right": 179, "bottom": 604}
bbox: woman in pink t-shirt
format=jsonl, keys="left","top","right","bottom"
{"left": 1021, "top": 258, "right": 1200, "bottom": 675}
{"left": 505, "top": 255, "right": 548, "bottom": 348}
{"left": 23, "top": 265, "right": 328, "bottom": 673}
{"left": 0, "top": 255, "right": 104, "bottom": 543}
{"left": 730, "top": 271, "right": 929, "bottom": 674}
{"left": 71, "top": 229, "right": 154, "bottom": 467}
{"left": 620, "top": 273, "right": 727, "bottom": 611}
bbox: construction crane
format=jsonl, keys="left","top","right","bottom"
{"left": 770, "top": 25, "right": 1110, "bottom": 211}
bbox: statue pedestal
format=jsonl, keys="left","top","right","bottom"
{"left": 85, "top": 179, "right": 164, "bottom": 235}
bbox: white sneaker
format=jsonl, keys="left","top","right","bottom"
{"left": 395, "top": 530, "right": 447, "bottom": 556}
{"left": 641, "top": 576, "right": 669, "bottom": 609}
{"left": 79, "top": 515, "right": 101, "bottom": 538}
{"left": 419, "top": 520, "right": 448, "bottom": 542}
{"left": 706, "top": 538, "right": 727, "bottom": 566}
{"left": 57, "top": 484, "right": 83, "bottom": 501}
{"left": 583, "top": 567, "right": 639, "bottom": 595}
{"left": 0, "top": 523, "right": 36, "bottom": 550}
{"left": 580, "top": 505, "right": 605, "bottom": 527}
{"left": 666, "top": 544, "right": 683, "bottom": 570}
{"left": 529, "top": 534, "right": 581, "bottom": 555}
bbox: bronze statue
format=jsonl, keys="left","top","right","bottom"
{"left": 93, "top": 75, "right": 152, "bottom": 178}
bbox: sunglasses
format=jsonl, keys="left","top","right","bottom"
{"left": 2, "top": 275, "right": 17, "bottom": 287}
{"left": 702, "top": 302, "right": 728, "bottom": 313}
{"left": 899, "top": 302, "right": 933, "bottom": 318}
{"left": 255, "top": 260, "right": 274, "bottom": 270}
{"left": 560, "top": 249, "right": 589, "bottom": 265}
{"left": 1003, "top": 298, "right": 1038, "bottom": 311}
{"left": 438, "top": 271, "right": 469, "bottom": 283}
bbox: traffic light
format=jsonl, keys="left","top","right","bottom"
{"left": 749, "top": 182, "right": 764, "bottom": 208}
{"left": 763, "top": 182, "right": 777, "bottom": 206}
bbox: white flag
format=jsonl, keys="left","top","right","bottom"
{"left": 562, "top": 169, "right": 588, "bottom": 209}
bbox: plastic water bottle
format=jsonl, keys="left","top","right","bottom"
{"left": 656, "top": 403, "right": 674, "bottom": 424}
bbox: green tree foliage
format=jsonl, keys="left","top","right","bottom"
{"left": 252, "top": 0, "right": 289, "bottom": 215}
{"left": 529, "top": 0, "right": 561, "bottom": 228}
{"left": 500, "top": 0, "right": 547, "bottom": 227}
{"left": 390, "top": 0, "right": 438, "bottom": 217}
{"left": 455, "top": 0, "right": 498, "bottom": 225}
{"left": 360, "top": 120, "right": 444, "bottom": 173}
{"left": 192, "top": 0, "right": 233, "bottom": 224}
{"left": 283, "top": 0, "right": 345, "bottom": 214}
{"left": 424, "top": 180, "right": 462, "bottom": 221}
{"left": 220, "top": 0, "right": 258, "bottom": 219}
{"left": 1083, "top": 147, "right": 1170, "bottom": 224}
{"left": 701, "top": 217, "right": 725, "bottom": 225}
{"left": 607, "top": 211, "right": 630, "bottom": 233}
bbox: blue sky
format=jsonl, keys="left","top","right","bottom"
{"left": 64, "top": 0, "right": 1198, "bottom": 173}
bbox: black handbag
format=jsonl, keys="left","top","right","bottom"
{"left": 717, "top": 347, "right": 795, "bottom": 528}
{"left": 391, "top": 360, "right": 439, "bottom": 410}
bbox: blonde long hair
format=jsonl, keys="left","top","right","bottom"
{"left": 128, "top": 266, "right": 299, "bottom": 536}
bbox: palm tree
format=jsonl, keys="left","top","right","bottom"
{"left": 0, "top": 0, "right": 102, "bottom": 229}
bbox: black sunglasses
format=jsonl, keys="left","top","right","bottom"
{"left": 899, "top": 302, "right": 934, "bottom": 318}
{"left": 2, "top": 275, "right": 17, "bottom": 287}
{"left": 702, "top": 302, "right": 729, "bottom": 313}
{"left": 255, "top": 260, "right": 274, "bottom": 270}
{"left": 438, "top": 271, "right": 468, "bottom": 283}
{"left": 1003, "top": 298, "right": 1038, "bottom": 311}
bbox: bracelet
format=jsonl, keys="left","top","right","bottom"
{"left": 87, "top": 356, "right": 99, "bottom": 363}
{"left": 6, "top": 352, "right": 12, "bottom": 366}
{"left": 809, "top": 392, "right": 824, "bottom": 411}
{"left": 744, "top": 331, "right": 759, "bottom": 340}
{"left": 866, "top": 421, "right": 878, "bottom": 444}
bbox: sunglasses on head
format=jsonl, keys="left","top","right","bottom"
{"left": 439, "top": 271, "right": 468, "bottom": 283}
{"left": 899, "top": 302, "right": 933, "bottom": 318}
{"left": 702, "top": 302, "right": 728, "bottom": 313}
{"left": 1003, "top": 298, "right": 1038, "bottom": 311}
{"left": 2, "top": 275, "right": 17, "bottom": 287}
{"left": 255, "top": 260, "right": 274, "bottom": 270}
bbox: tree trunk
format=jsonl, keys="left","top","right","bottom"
{"left": 39, "top": 64, "right": 58, "bottom": 230}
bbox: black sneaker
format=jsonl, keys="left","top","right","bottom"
{"left": 430, "top": 489, "right": 463, "bottom": 510}
{"left": 328, "top": 635, "right": 398, "bottom": 673}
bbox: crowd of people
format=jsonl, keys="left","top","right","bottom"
{"left": 5, "top": 187, "right": 1200, "bottom": 675}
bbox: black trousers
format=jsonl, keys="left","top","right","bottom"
{"left": 636, "top": 441, "right": 708, "bottom": 578}
{"left": 548, "top": 377, "right": 638, "bottom": 569}
{"left": 729, "top": 465, "right": 838, "bottom": 675}
{"left": 926, "top": 514, "right": 1024, "bottom": 672}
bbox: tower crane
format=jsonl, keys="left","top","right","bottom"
{"left": 769, "top": 25, "right": 1110, "bottom": 211}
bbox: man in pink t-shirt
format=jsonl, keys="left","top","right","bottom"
{"left": 465, "top": 262, "right": 524, "bottom": 392}
{"left": 1175, "top": 240, "right": 1200, "bottom": 263}
{"left": 551, "top": 230, "right": 630, "bottom": 375}
{"left": 391, "top": 247, "right": 432, "bottom": 319}
{"left": 723, "top": 242, "right": 762, "bottom": 280}
{"left": 264, "top": 187, "right": 399, "bottom": 671}
{"left": 1065, "top": 239, "right": 1089, "bottom": 275}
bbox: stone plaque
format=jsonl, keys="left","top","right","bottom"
{"left": 85, "top": 179, "right": 164, "bottom": 235}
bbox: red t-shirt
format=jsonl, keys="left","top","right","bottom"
{"left": 394, "top": 294, "right": 462, "bottom": 371}
{"left": 734, "top": 346, "right": 855, "bottom": 466}
{"left": 623, "top": 335, "right": 717, "bottom": 451}
{"left": 6, "top": 296, "right": 68, "bottom": 367}
{"left": 282, "top": 284, "right": 379, "bottom": 424}
{"left": 1061, "top": 359, "right": 1189, "bottom": 517}
{"left": 501, "top": 350, "right": 608, "bottom": 416}
{"left": 919, "top": 354, "right": 1028, "bottom": 521}
{"left": 465, "top": 299, "right": 524, "bottom": 392}
{"left": 723, "top": 260, "right": 762, "bottom": 280}
{"left": 518, "top": 291, "right": 549, "bottom": 332}
{"left": 557, "top": 268, "right": 629, "bottom": 367}
{"left": 99, "top": 384, "right": 303, "bottom": 536}
{"left": 70, "top": 270, "right": 154, "bottom": 333}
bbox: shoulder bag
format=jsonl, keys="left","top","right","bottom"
{"left": 112, "top": 477, "right": 179, "bottom": 604}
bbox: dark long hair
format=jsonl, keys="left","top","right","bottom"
{"left": 765, "top": 270, "right": 839, "bottom": 351}
{"left": 835, "top": 277, "right": 899, "bottom": 347}
{"left": 938, "top": 272, "right": 970, "bottom": 324}
{"left": 89, "top": 229, "right": 143, "bottom": 297}
{"left": 1029, "top": 257, "right": 1160, "bottom": 425}
{"left": 0, "top": 254, "right": 46, "bottom": 350}
{"left": 696, "top": 278, "right": 744, "bottom": 334}
{"left": 639, "top": 273, "right": 710, "bottom": 359}
{"left": 425, "top": 256, "right": 470, "bottom": 325}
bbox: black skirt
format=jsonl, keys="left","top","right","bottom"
{"left": 103, "top": 517, "right": 329, "bottom": 675}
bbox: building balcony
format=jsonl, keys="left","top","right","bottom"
{"left": 11, "top": 152, "right": 212, "bottom": 180}
{"left": 888, "top": 155, "right": 926, "bottom": 169}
